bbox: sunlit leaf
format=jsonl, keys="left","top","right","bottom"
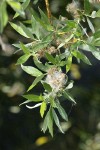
{"left": 7, "top": 0, "right": 25, "bottom": 17}
{"left": 27, "top": 74, "right": 45, "bottom": 91}
{"left": 34, "top": 57, "right": 48, "bottom": 72}
{"left": 23, "top": 94, "right": 43, "bottom": 102}
{"left": 16, "top": 54, "right": 30, "bottom": 64}
{"left": 14, "top": 0, "right": 30, "bottom": 18}
{"left": 92, "top": 49, "right": 100, "bottom": 60}
{"left": 66, "top": 55, "right": 72, "bottom": 72}
{"left": 72, "top": 50, "right": 91, "bottom": 65}
{"left": 96, "top": 9, "right": 100, "bottom": 17}
{"left": 21, "top": 65, "right": 43, "bottom": 77}
{"left": 20, "top": 42, "right": 30, "bottom": 54}
{"left": 66, "top": 81, "right": 74, "bottom": 90}
{"left": 0, "top": 1, "right": 8, "bottom": 33}
{"left": 9, "top": 22, "right": 29, "bottom": 38}
{"left": 86, "top": 17, "right": 95, "bottom": 33}
{"left": 40, "top": 102, "right": 47, "bottom": 118}
{"left": 20, "top": 22, "right": 34, "bottom": 39}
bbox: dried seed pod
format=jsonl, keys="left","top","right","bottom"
{"left": 66, "top": 1, "right": 80, "bottom": 19}
{"left": 46, "top": 67, "right": 67, "bottom": 93}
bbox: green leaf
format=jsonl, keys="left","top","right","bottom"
{"left": 56, "top": 103, "right": 68, "bottom": 121}
{"left": 63, "top": 91, "right": 76, "bottom": 104}
{"left": 45, "top": 53, "right": 56, "bottom": 64}
{"left": 42, "top": 82, "right": 52, "bottom": 92}
{"left": 48, "top": 109, "right": 53, "bottom": 137}
{"left": 66, "top": 81, "right": 74, "bottom": 90}
{"left": 32, "top": 42, "right": 49, "bottom": 53}
{"left": 52, "top": 108, "right": 64, "bottom": 133}
{"left": 16, "top": 54, "right": 30, "bottom": 64}
{"left": 20, "top": 42, "right": 30, "bottom": 54}
{"left": 38, "top": 8, "right": 49, "bottom": 24}
{"left": 30, "top": 8, "right": 53, "bottom": 31}
{"left": 7, "top": 0, "right": 25, "bottom": 17}
{"left": 96, "top": 9, "right": 100, "bottom": 17}
{"left": 14, "top": 0, "right": 30, "bottom": 18}
{"left": 9, "top": 22, "right": 29, "bottom": 38}
{"left": 84, "top": 0, "right": 91, "bottom": 15}
{"left": 21, "top": 65, "right": 43, "bottom": 77}
{"left": 50, "top": 97, "right": 57, "bottom": 108}
{"left": 86, "top": 17, "right": 95, "bottom": 33}
{"left": 66, "top": 55, "right": 72, "bottom": 72}
{"left": 31, "top": 15, "right": 41, "bottom": 39}
{"left": 72, "top": 50, "right": 91, "bottom": 65}
{"left": 20, "top": 22, "right": 34, "bottom": 39}
{"left": 42, "top": 111, "right": 49, "bottom": 133}
{"left": 23, "top": 94, "right": 43, "bottom": 102}
{"left": 92, "top": 49, "right": 100, "bottom": 60}
{"left": 0, "top": 1, "right": 8, "bottom": 33}
{"left": 40, "top": 102, "right": 47, "bottom": 118}
{"left": 27, "top": 74, "right": 45, "bottom": 91}
{"left": 34, "top": 57, "right": 48, "bottom": 72}
{"left": 93, "top": 30, "right": 100, "bottom": 39}
{"left": 22, "top": 0, "right": 30, "bottom": 9}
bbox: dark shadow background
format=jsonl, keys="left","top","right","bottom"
{"left": 0, "top": 0, "right": 100, "bottom": 150}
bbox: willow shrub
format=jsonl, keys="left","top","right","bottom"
{"left": 1, "top": 0, "right": 100, "bottom": 136}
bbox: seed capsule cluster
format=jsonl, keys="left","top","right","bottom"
{"left": 46, "top": 67, "right": 66, "bottom": 93}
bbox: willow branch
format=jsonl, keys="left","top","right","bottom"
{"left": 45, "top": 0, "right": 51, "bottom": 20}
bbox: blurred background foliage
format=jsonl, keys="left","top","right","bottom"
{"left": 0, "top": 0, "right": 100, "bottom": 150}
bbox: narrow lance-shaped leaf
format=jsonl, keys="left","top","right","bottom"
{"left": 38, "top": 7, "right": 49, "bottom": 24}
{"left": 34, "top": 57, "right": 48, "bottom": 72}
{"left": 63, "top": 91, "right": 76, "bottom": 104}
{"left": 23, "top": 94, "right": 43, "bottom": 102}
{"left": 56, "top": 102, "right": 68, "bottom": 121}
{"left": 0, "top": 1, "right": 8, "bottom": 33}
{"left": 66, "top": 81, "right": 74, "bottom": 90}
{"left": 21, "top": 64, "right": 43, "bottom": 77}
{"left": 45, "top": 53, "right": 56, "bottom": 65}
{"left": 84, "top": 0, "right": 91, "bottom": 15}
{"left": 9, "top": 22, "right": 29, "bottom": 38}
{"left": 52, "top": 108, "right": 64, "bottom": 133}
{"left": 96, "top": 9, "right": 100, "bottom": 18}
{"left": 20, "top": 42, "right": 30, "bottom": 54}
{"left": 20, "top": 22, "right": 34, "bottom": 39}
{"left": 42, "top": 110, "right": 49, "bottom": 133}
{"left": 72, "top": 50, "right": 91, "bottom": 65}
{"left": 42, "top": 82, "right": 52, "bottom": 92}
{"left": 14, "top": 0, "right": 30, "bottom": 18}
{"left": 16, "top": 54, "right": 31, "bottom": 65}
{"left": 66, "top": 55, "right": 72, "bottom": 72}
{"left": 27, "top": 74, "right": 45, "bottom": 92}
{"left": 7, "top": 0, "right": 25, "bottom": 17}
{"left": 40, "top": 102, "right": 47, "bottom": 118}
{"left": 47, "top": 108, "right": 53, "bottom": 137}
{"left": 92, "top": 49, "right": 100, "bottom": 60}
{"left": 86, "top": 17, "right": 95, "bottom": 33}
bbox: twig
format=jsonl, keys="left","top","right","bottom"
{"left": 45, "top": 0, "right": 51, "bottom": 20}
